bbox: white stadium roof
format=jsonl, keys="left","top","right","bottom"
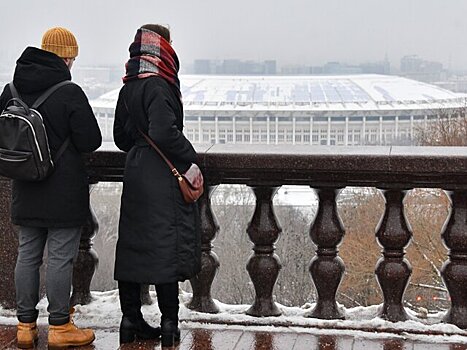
{"left": 91, "top": 74, "right": 467, "bottom": 113}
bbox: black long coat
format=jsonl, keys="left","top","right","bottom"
{"left": 0, "top": 47, "right": 102, "bottom": 228}
{"left": 113, "top": 76, "right": 201, "bottom": 284}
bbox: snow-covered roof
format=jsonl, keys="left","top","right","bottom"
{"left": 91, "top": 74, "right": 467, "bottom": 113}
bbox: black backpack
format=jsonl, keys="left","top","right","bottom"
{"left": 0, "top": 81, "right": 73, "bottom": 181}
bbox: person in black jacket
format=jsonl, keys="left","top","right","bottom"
{"left": 113, "top": 24, "right": 201, "bottom": 347}
{"left": 0, "top": 27, "right": 101, "bottom": 349}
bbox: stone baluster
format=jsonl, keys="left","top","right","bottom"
{"left": 441, "top": 190, "right": 467, "bottom": 329}
{"left": 188, "top": 186, "right": 220, "bottom": 313}
{"left": 375, "top": 189, "right": 412, "bottom": 321}
{"left": 70, "top": 186, "right": 99, "bottom": 306}
{"left": 384, "top": 340, "right": 405, "bottom": 350}
{"left": 308, "top": 187, "right": 345, "bottom": 319}
{"left": 0, "top": 178, "right": 18, "bottom": 309}
{"left": 191, "top": 329, "right": 213, "bottom": 350}
{"left": 254, "top": 333, "right": 273, "bottom": 350}
{"left": 246, "top": 186, "right": 282, "bottom": 317}
{"left": 318, "top": 335, "right": 337, "bottom": 350}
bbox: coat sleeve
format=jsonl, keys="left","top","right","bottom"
{"left": 113, "top": 89, "right": 136, "bottom": 152}
{"left": 146, "top": 86, "right": 197, "bottom": 164}
{"left": 66, "top": 85, "right": 102, "bottom": 153}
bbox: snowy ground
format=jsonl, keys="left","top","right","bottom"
{"left": 1, "top": 290, "right": 466, "bottom": 345}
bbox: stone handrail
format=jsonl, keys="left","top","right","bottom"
{"left": 88, "top": 145, "right": 467, "bottom": 189}
{"left": 0, "top": 145, "right": 466, "bottom": 329}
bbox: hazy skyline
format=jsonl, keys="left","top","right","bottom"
{"left": 1, "top": 0, "right": 467, "bottom": 71}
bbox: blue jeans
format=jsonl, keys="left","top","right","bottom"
{"left": 15, "top": 226, "right": 81, "bottom": 325}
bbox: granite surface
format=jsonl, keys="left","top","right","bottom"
{"left": 86, "top": 145, "right": 467, "bottom": 189}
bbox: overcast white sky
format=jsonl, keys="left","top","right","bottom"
{"left": 1, "top": 0, "right": 467, "bottom": 70}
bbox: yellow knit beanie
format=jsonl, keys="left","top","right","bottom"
{"left": 41, "top": 27, "right": 78, "bottom": 58}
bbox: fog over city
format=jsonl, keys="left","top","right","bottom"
{"left": 1, "top": 0, "right": 467, "bottom": 70}
{"left": 0, "top": 2, "right": 466, "bottom": 346}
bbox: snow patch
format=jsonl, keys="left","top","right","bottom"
{"left": 1, "top": 290, "right": 466, "bottom": 344}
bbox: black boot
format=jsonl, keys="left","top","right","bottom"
{"left": 161, "top": 319, "right": 180, "bottom": 347}
{"left": 119, "top": 316, "right": 161, "bottom": 344}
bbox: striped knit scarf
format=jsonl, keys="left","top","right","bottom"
{"left": 123, "top": 28, "right": 180, "bottom": 95}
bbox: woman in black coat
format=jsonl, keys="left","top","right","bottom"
{"left": 113, "top": 24, "right": 201, "bottom": 347}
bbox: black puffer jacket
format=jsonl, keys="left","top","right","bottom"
{"left": 0, "top": 47, "right": 102, "bottom": 227}
{"left": 113, "top": 76, "right": 201, "bottom": 284}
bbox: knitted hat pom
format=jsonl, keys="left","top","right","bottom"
{"left": 41, "top": 27, "right": 78, "bottom": 58}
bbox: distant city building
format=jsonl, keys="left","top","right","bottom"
{"left": 193, "top": 59, "right": 277, "bottom": 75}
{"left": 72, "top": 66, "right": 123, "bottom": 99}
{"left": 400, "top": 55, "right": 445, "bottom": 83}
{"left": 359, "top": 60, "right": 391, "bottom": 75}
{"left": 73, "top": 66, "right": 123, "bottom": 84}
{"left": 280, "top": 60, "right": 390, "bottom": 76}
{"left": 433, "top": 75, "right": 467, "bottom": 93}
{"left": 264, "top": 60, "right": 277, "bottom": 75}
{"left": 280, "top": 64, "right": 314, "bottom": 75}
{"left": 91, "top": 74, "right": 466, "bottom": 145}
{"left": 323, "top": 62, "right": 361, "bottom": 75}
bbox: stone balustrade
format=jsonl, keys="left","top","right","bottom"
{"left": 0, "top": 145, "right": 466, "bottom": 329}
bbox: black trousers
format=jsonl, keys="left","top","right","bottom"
{"left": 118, "top": 281, "right": 179, "bottom": 323}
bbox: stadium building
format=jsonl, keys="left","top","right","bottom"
{"left": 91, "top": 74, "right": 466, "bottom": 146}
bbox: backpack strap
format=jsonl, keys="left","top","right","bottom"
{"left": 36, "top": 81, "right": 75, "bottom": 162}
{"left": 8, "top": 82, "right": 20, "bottom": 99}
{"left": 8, "top": 81, "right": 75, "bottom": 109}
{"left": 33, "top": 81, "right": 74, "bottom": 163}
{"left": 32, "top": 80, "right": 75, "bottom": 109}
{"left": 53, "top": 137, "right": 71, "bottom": 163}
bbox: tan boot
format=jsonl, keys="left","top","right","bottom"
{"left": 17, "top": 321, "right": 39, "bottom": 349}
{"left": 48, "top": 321, "right": 95, "bottom": 350}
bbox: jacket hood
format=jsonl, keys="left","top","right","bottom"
{"left": 13, "top": 47, "right": 71, "bottom": 94}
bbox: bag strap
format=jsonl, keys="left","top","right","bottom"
{"left": 122, "top": 97, "right": 183, "bottom": 180}
{"left": 139, "top": 130, "right": 183, "bottom": 181}
{"left": 32, "top": 80, "right": 74, "bottom": 109}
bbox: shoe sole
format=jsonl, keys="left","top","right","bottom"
{"left": 17, "top": 339, "right": 38, "bottom": 349}
{"left": 48, "top": 334, "right": 95, "bottom": 350}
